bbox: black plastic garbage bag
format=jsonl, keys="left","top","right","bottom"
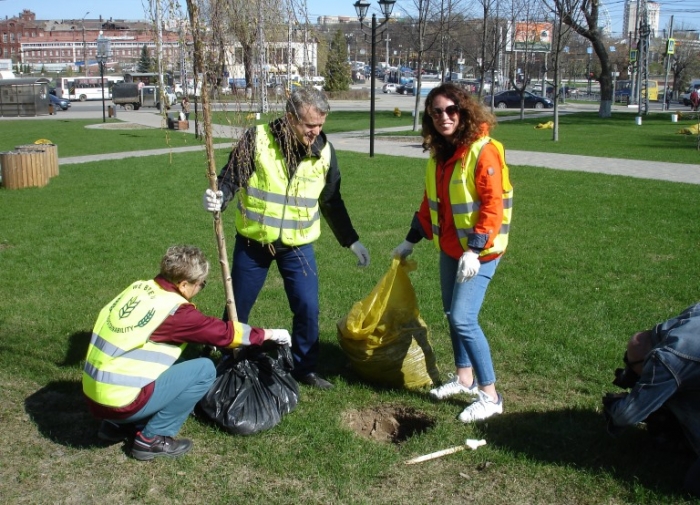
{"left": 197, "top": 343, "right": 299, "bottom": 435}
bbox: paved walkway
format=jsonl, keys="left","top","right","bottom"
{"left": 57, "top": 107, "right": 700, "bottom": 185}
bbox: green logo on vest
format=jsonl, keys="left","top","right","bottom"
{"left": 137, "top": 309, "right": 156, "bottom": 327}
{"left": 119, "top": 297, "right": 140, "bottom": 319}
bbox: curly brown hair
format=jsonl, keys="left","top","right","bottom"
{"left": 421, "top": 83, "right": 497, "bottom": 164}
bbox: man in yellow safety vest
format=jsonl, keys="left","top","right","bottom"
{"left": 202, "top": 88, "right": 370, "bottom": 390}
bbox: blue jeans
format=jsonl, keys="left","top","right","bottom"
{"left": 122, "top": 358, "right": 216, "bottom": 438}
{"left": 439, "top": 252, "right": 500, "bottom": 387}
{"left": 232, "top": 236, "right": 319, "bottom": 377}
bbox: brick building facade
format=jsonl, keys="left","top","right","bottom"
{"left": 0, "top": 10, "right": 181, "bottom": 73}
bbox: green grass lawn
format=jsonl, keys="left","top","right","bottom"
{"left": 1, "top": 141, "right": 700, "bottom": 503}
{"left": 377, "top": 111, "right": 700, "bottom": 165}
{"left": 0, "top": 118, "right": 227, "bottom": 158}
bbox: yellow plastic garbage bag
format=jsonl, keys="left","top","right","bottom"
{"left": 336, "top": 258, "right": 440, "bottom": 389}
{"left": 678, "top": 124, "right": 700, "bottom": 135}
{"left": 534, "top": 121, "right": 554, "bottom": 129}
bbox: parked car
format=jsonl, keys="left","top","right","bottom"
{"left": 483, "top": 90, "right": 553, "bottom": 109}
{"left": 49, "top": 93, "right": 71, "bottom": 111}
{"left": 396, "top": 82, "right": 414, "bottom": 95}
{"left": 382, "top": 83, "right": 397, "bottom": 93}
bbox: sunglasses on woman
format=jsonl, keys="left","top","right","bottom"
{"left": 430, "top": 105, "right": 460, "bottom": 119}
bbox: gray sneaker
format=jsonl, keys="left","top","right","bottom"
{"left": 429, "top": 375, "right": 478, "bottom": 400}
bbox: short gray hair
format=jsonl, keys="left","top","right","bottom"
{"left": 159, "top": 245, "right": 209, "bottom": 284}
{"left": 286, "top": 87, "right": 330, "bottom": 119}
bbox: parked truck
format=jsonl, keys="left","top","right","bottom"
{"left": 111, "top": 82, "right": 176, "bottom": 110}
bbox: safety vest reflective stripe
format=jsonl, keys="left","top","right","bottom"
{"left": 237, "top": 199, "right": 320, "bottom": 230}
{"left": 83, "top": 280, "right": 187, "bottom": 407}
{"left": 455, "top": 223, "right": 511, "bottom": 240}
{"left": 246, "top": 186, "right": 318, "bottom": 208}
{"left": 86, "top": 333, "right": 182, "bottom": 366}
{"left": 84, "top": 361, "right": 154, "bottom": 389}
{"left": 452, "top": 201, "right": 482, "bottom": 214}
{"left": 229, "top": 321, "right": 252, "bottom": 347}
{"left": 235, "top": 124, "right": 331, "bottom": 245}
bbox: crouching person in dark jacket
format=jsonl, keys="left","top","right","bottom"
{"left": 603, "top": 302, "right": 700, "bottom": 496}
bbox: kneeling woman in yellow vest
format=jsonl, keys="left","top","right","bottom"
{"left": 82, "top": 245, "right": 292, "bottom": 461}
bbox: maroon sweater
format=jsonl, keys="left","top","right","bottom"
{"left": 85, "top": 276, "right": 266, "bottom": 420}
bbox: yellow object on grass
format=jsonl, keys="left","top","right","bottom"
{"left": 535, "top": 121, "right": 554, "bottom": 129}
{"left": 34, "top": 139, "right": 53, "bottom": 144}
{"left": 678, "top": 124, "right": 700, "bottom": 135}
{"left": 336, "top": 257, "right": 440, "bottom": 389}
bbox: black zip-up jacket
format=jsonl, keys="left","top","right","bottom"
{"left": 217, "top": 118, "right": 359, "bottom": 247}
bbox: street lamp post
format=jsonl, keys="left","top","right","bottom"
{"left": 96, "top": 31, "right": 111, "bottom": 123}
{"left": 353, "top": 0, "right": 396, "bottom": 157}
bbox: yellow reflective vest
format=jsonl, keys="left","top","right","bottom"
{"left": 425, "top": 136, "right": 513, "bottom": 257}
{"left": 82, "top": 280, "right": 187, "bottom": 408}
{"left": 235, "top": 124, "right": 332, "bottom": 246}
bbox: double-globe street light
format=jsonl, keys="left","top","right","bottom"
{"left": 353, "top": 0, "right": 396, "bottom": 157}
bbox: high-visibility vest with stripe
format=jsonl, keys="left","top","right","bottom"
{"left": 235, "top": 124, "right": 331, "bottom": 246}
{"left": 425, "top": 136, "right": 513, "bottom": 257}
{"left": 82, "top": 280, "right": 187, "bottom": 408}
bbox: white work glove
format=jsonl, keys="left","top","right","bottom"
{"left": 202, "top": 188, "right": 223, "bottom": 213}
{"left": 456, "top": 250, "right": 481, "bottom": 283}
{"left": 269, "top": 329, "right": 292, "bottom": 346}
{"left": 350, "top": 241, "right": 370, "bottom": 267}
{"left": 392, "top": 240, "right": 414, "bottom": 259}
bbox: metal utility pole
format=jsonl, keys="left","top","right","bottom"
{"left": 155, "top": 0, "right": 166, "bottom": 110}
{"left": 287, "top": 1, "right": 293, "bottom": 91}
{"left": 257, "top": 0, "right": 269, "bottom": 114}
{"left": 385, "top": 33, "right": 390, "bottom": 68}
{"left": 81, "top": 11, "right": 90, "bottom": 76}
{"left": 636, "top": 0, "right": 651, "bottom": 115}
{"left": 662, "top": 16, "right": 674, "bottom": 110}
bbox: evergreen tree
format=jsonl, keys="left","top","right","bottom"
{"left": 323, "top": 30, "right": 350, "bottom": 92}
{"left": 137, "top": 45, "right": 152, "bottom": 73}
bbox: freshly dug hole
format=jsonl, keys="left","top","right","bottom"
{"left": 342, "top": 405, "right": 435, "bottom": 444}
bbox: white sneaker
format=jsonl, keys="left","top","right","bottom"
{"left": 429, "top": 375, "right": 478, "bottom": 400}
{"left": 458, "top": 390, "right": 503, "bottom": 423}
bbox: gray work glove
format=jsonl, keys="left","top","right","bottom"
{"left": 350, "top": 241, "right": 370, "bottom": 267}
{"left": 392, "top": 240, "right": 414, "bottom": 259}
